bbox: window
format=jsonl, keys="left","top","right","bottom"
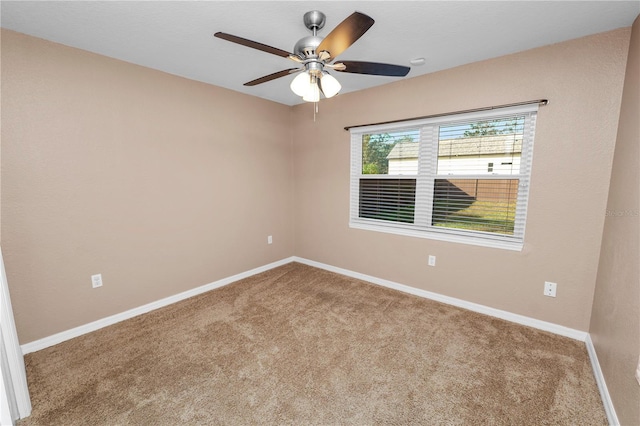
{"left": 349, "top": 104, "right": 538, "bottom": 250}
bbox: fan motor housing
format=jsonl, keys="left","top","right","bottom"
{"left": 294, "top": 35, "right": 322, "bottom": 58}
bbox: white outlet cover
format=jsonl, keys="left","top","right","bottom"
{"left": 91, "top": 274, "right": 103, "bottom": 288}
{"left": 428, "top": 255, "right": 436, "bottom": 267}
{"left": 544, "top": 281, "right": 557, "bottom": 297}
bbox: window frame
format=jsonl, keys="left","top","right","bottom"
{"left": 349, "top": 104, "right": 538, "bottom": 251}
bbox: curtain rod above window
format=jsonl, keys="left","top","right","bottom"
{"left": 343, "top": 99, "right": 548, "bottom": 131}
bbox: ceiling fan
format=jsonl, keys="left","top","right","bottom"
{"left": 214, "top": 10, "right": 411, "bottom": 102}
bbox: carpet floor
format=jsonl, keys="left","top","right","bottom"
{"left": 19, "top": 262, "right": 607, "bottom": 425}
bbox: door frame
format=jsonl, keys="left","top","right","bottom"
{"left": 0, "top": 248, "right": 31, "bottom": 420}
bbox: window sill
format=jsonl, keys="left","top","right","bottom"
{"left": 349, "top": 220, "right": 524, "bottom": 251}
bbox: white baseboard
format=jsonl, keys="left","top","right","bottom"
{"left": 292, "top": 256, "right": 588, "bottom": 342}
{"left": 22, "top": 255, "right": 588, "bottom": 350}
{"left": 21, "top": 257, "right": 296, "bottom": 354}
{"left": 585, "top": 335, "right": 619, "bottom": 426}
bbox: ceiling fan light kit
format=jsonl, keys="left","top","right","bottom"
{"left": 290, "top": 70, "right": 341, "bottom": 101}
{"left": 214, "top": 10, "right": 411, "bottom": 107}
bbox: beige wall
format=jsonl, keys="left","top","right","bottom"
{"left": 1, "top": 20, "right": 637, "bottom": 423}
{"left": 0, "top": 24, "right": 634, "bottom": 351}
{"left": 590, "top": 15, "right": 640, "bottom": 426}
{"left": 1, "top": 30, "right": 294, "bottom": 343}
{"left": 292, "top": 28, "right": 631, "bottom": 331}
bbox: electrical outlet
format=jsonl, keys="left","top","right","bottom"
{"left": 91, "top": 274, "right": 103, "bottom": 288}
{"left": 543, "top": 281, "right": 557, "bottom": 297}
{"left": 267, "top": 235, "right": 273, "bottom": 245}
{"left": 428, "top": 255, "right": 436, "bottom": 267}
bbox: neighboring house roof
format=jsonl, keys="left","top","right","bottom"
{"left": 386, "top": 142, "right": 420, "bottom": 159}
{"left": 386, "top": 135, "right": 523, "bottom": 160}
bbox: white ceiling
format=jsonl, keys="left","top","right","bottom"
{"left": 2, "top": 1, "right": 638, "bottom": 106}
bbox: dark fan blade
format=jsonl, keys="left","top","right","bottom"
{"left": 335, "top": 61, "right": 410, "bottom": 77}
{"left": 244, "top": 68, "right": 301, "bottom": 86}
{"left": 214, "top": 32, "right": 292, "bottom": 58}
{"left": 316, "top": 12, "right": 374, "bottom": 62}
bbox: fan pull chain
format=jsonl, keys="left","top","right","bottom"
{"left": 313, "top": 101, "right": 318, "bottom": 122}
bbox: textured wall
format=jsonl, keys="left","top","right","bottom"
{"left": 590, "top": 15, "right": 640, "bottom": 426}
{"left": 2, "top": 21, "right": 637, "bottom": 422}
{"left": 292, "top": 28, "right": 631, "bottom": 331}
{"left": 0, "top": 23, "right": 634, "bottom": 351}
{"left": 1, "top": 30, "right": 294, "bottom": 343}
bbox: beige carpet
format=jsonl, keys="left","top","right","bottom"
{"left": 19, "top": 262, "right": 606, "bottom": 425}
